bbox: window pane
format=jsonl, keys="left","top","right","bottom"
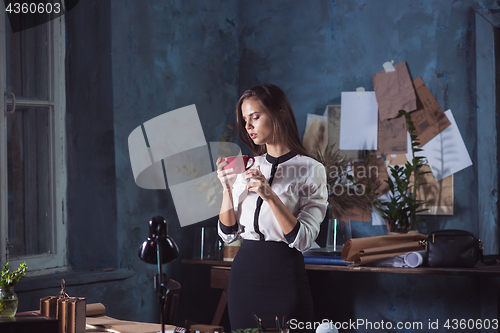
{"left": 7, "top": 107, "right": 52, "bottom": 258}
{"left": 5, "top": 15, "right": 49, "bottom": 100}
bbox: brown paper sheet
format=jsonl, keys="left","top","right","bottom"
{"left": 303, "top": 114, "right": 328, "bottom": 157}
{"left": 341, "top": 233, "right": 427, "bottom": 265}
{"left": 410, "top": 77, "right": 451, "bottom": 147}
{"left": 372, "top": 61, "right": 417, "bottom": 120}
{"left": 375, "top": 115, "right": 407, "bottom": 154}
{"left": 191, "top": 324, "right": 224, "bottom": 333}
{"left": 86, "top": 303, "right": 106, "bottom": 317}
{"left": 386, "top": 153, "right": 407, "bottom": 166}
{"left": 86, "top": 315, "right": 178, "bottom": 333}
{"left": 344, "top": 205, "right": 372, "bottom": 222}
{"left": 415, "top": 165, "right": 454, "bottom": 215}
{"left": 351, "top": 156, "right": 390, "bottom": 197}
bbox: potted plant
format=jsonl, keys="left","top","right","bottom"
{"left": 372, "top": 110, "right": 430, "bottom": 233}
{"left": 0, "top": 262, "right": 28, "bottom": 318}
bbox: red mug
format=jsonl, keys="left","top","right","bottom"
{"left": 223, "top": 155, "right": 255, "bottom": 174}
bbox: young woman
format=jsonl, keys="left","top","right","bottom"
{"left": 216, "top": 84, "right": 328, "bottom": 331}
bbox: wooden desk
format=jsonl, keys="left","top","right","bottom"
{"left": 182, "top": 258, "right": 500, "bottom": 276}
{"left": 182, "top": 258, "right": 500, "bottom": 326}
{"left": 86, "top": 315, "right": 180, "bottom": 333}
{"left": 0, "top": 311, "right": 58, "bottom": 333}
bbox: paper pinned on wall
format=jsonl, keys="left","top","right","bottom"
{"left": 411, "top": 77, "right": 451, "bottom": 147}
{"left": 345, "top": 206, "right": 372, "bottom": 222}
{"left": 405, "top": 131, "right": 413, "bottom": 164}
{"left": 415, "top": 165, "right": 454, "bottom": 215}
{"left": 372, "top": 61, "right": 417, "bottom": 120}
{"left": 375, "top": 115, "right": 407, "bottom": 155}
{"left": 323, "top": 106, "right": 330, "bottom": 117}
{"left": 324, "top": 105, "right": 340, "bottom": 146}
{"left": 351, "top": 156, "right": 390, "bottom": 198}
{"left": 371, "top": 198, "right": 387, "bottom": 226}
{"left": 386, "top": 153, "right": 407, "bottom": 166}
{"left": 339, "top": 91, "right": 378, "bottom": 150}
{"left": 324, "top": 105, "right": 363, "bottom": 161}
{"left": 415, "top": 109, "right": 472, "bottom": 181}
{"left": 303, "top": 114, "right": 328, "bottom": 157}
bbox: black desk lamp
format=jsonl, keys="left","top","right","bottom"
{"left": 138, "top": 216, "right": 179, "bottom": 333}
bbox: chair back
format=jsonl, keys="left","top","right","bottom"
{"left": 164, "top": 279, "right": 181, "bottom": 325}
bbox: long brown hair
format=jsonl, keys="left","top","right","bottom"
{"left": 236, "top": 84, "right": 310, "bottom": 157}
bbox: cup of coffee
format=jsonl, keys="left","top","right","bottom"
{"left": 222, "top": 155, "right": 255, "bottom": 174}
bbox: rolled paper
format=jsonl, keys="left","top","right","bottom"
{"left": 86, "top": 303, "right": 106, "bottom": 317}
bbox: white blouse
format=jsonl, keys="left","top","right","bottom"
{"left": 218, "top": 152, "right": 328, "bottom": 252}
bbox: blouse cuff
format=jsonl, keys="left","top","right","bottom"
{"left": 219, "top": 220, "right": 239, "bottom": 235}
{"left": 284, "top": 221, "right": 301, "bottom": 244}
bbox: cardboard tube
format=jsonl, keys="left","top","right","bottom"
{"left": 86, "top": 303, "right": 106, "bottom": 317}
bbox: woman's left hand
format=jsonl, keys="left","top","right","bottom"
{"left": 245, "top": 166, "right": 275, "bottom": 202}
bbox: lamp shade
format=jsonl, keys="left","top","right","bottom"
{"left": 138, "top": 216, "right": 179, "bottom": 264}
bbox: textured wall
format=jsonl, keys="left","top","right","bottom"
{"left": 65, "top": 0, "right": 118, "bottom": 270}
{"left": 16, "top": 0, "right": 499, "bottom": 331}
{"left": 237, "top": 0, "right": 486, "bottom": 237}
{"left": 110, "top": 0, "right": 239, "bottom": 324}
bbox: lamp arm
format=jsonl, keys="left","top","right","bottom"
{"left": 156, "top": 225, "right": 167, "bottom": 333}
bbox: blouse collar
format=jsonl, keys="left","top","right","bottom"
{"left": 265, "top": 151, "right": 297, "bottom": 165}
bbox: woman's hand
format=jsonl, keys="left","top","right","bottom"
{"left": 245, "top": 166, "right": 275, "bottom": 202}
{"left": 216, "top": 157, "right": 237, "bottom": 191}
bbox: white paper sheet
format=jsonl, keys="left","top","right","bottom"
{"left": 414, "top": 109, "right": 472, "bottom": 181}
{"left": 405, "top": 131, "right": 412, "bottom": 163}
{"left": 371, "top": 194, "right": 388, "bottom": 226}
{"left": 339, "top": 91, "right": 378, "bottom": 150}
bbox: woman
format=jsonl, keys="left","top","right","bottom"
{"left": 216, "top": 84, "right": 328, "bottom": 331}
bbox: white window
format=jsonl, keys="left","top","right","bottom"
{"left": 0, "top": 11, "right": 67, "bottom": 274}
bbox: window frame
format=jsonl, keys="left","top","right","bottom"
{"left": 0, "top": 13, "right": 67, "bottom": 275}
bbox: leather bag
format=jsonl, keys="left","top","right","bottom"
{"left": 425, "top": 229, "right": 483, "bottom": 268}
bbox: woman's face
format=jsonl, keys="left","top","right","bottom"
{"left": 241, "top": 97, "right": 274, "bottom": 146}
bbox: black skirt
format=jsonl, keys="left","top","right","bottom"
{"left": 228, "top": 239, "right": 313, "bottom": 332}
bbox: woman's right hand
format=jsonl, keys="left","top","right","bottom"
{"left": 216, "top": 157, "right": 237, "bottom": 191}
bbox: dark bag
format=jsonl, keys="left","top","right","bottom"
{"left": 424, "top": 229, "right": 483, "bottom": 268}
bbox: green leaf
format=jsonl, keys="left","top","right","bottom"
{"left": 0, "top": 262, "right": 27, "bottom": 288}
